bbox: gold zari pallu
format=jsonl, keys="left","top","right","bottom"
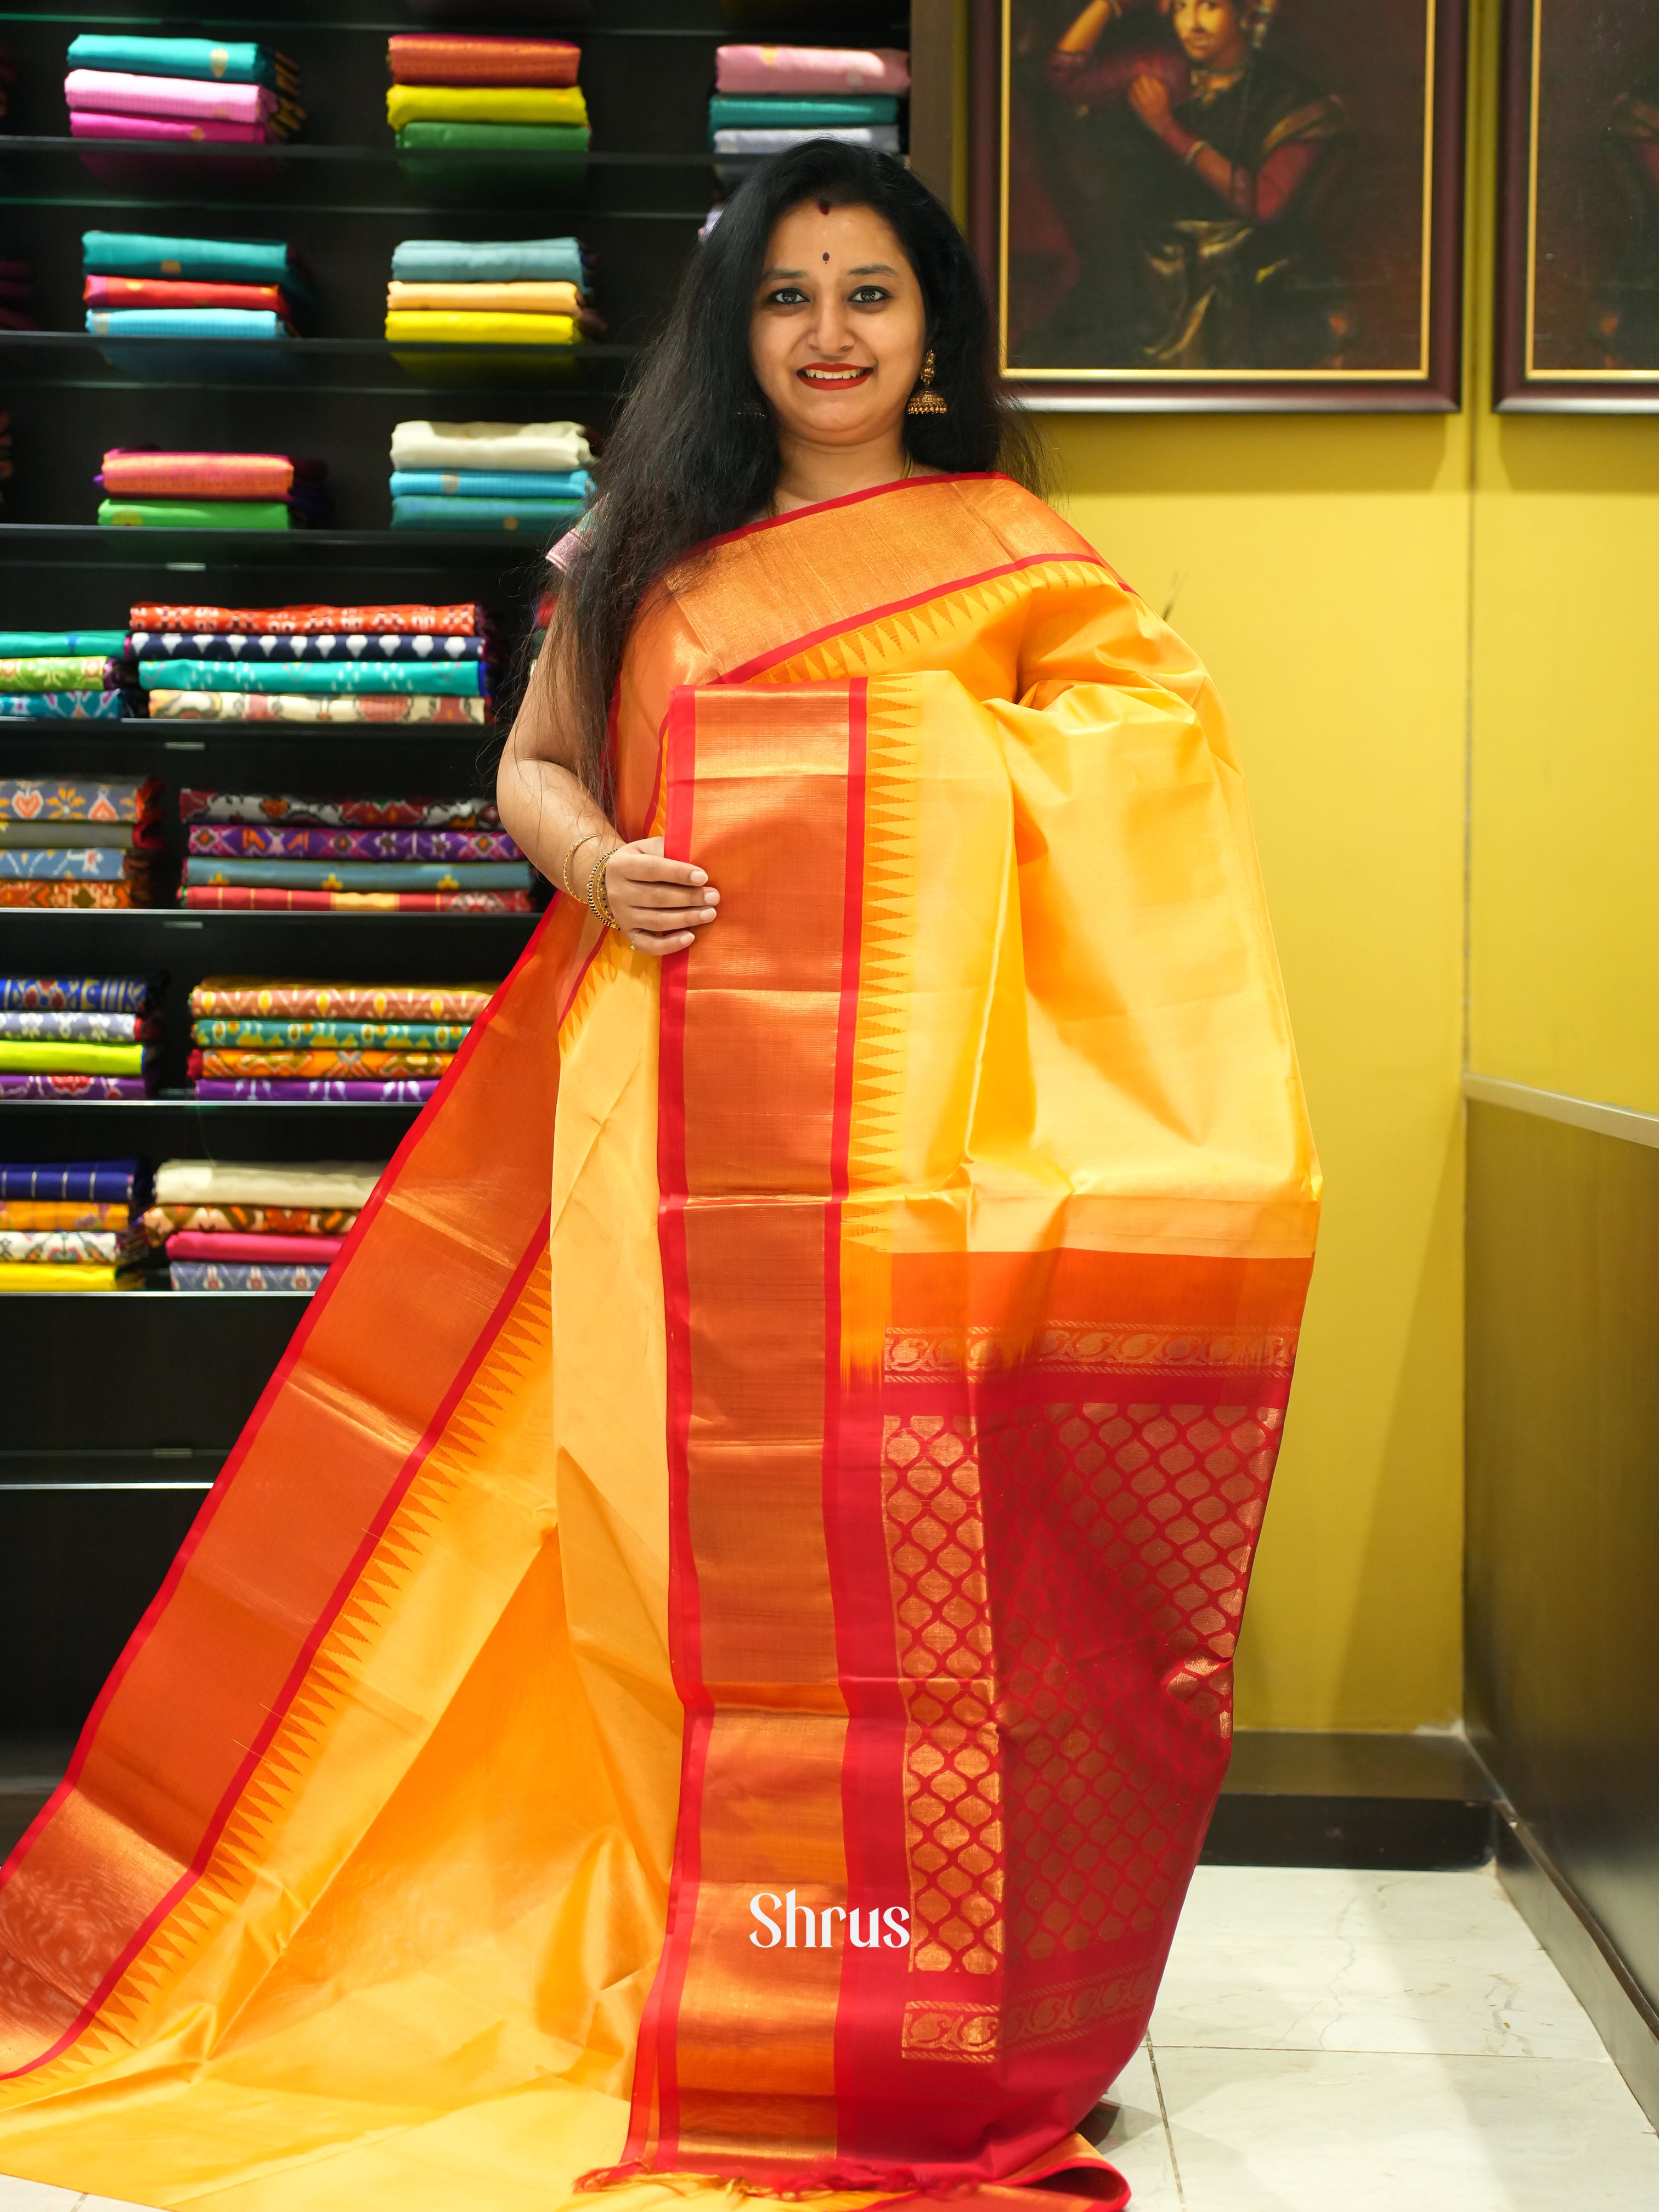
{"left": 0, "top": 476, "right": 1318, "bottom": 2212}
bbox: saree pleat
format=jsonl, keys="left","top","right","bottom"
{"left": 0, "top": 475, "right": 1314, "bottom": 2212}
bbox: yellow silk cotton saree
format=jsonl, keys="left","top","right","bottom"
{"left": 0, "top": 475, "right": 1318, "bottom": 2212}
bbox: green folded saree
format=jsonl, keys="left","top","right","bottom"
{"left": 98, "top": 500, "right": 291, "bottom": 531}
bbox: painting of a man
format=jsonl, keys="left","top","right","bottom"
{"left": 1003, "top": 0, "right": 1442, "bottom": 385}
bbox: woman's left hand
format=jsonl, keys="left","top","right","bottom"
{"left": 605, "top": 835, "right": 720, "bottom": 958}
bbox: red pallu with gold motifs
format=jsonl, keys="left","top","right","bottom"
{"left": 617, "top": 659, "right": 1313, "bottom": 2189}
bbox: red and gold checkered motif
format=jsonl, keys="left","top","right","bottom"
{"left": 881, "top": 1360, "right": 1290, "bottom": 1984}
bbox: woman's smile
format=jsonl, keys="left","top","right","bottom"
{"left": 797, "top": 362, "right": 874, "bottom": 386}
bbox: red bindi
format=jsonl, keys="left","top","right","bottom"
{"left": 818, "top": 200, "right": 831, "bottom": 214}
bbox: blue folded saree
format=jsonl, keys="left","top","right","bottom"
{"left": 131, "top": 632, "right": 486, "bottom": 663}
{"left": 67, "top": 36, "right": 282, "bottom": 87}
{"left": 87, "top": 309, "right": 288, "bottom": 341}
{"left": 391, "top": 495, "right": 583, "bottom": 532}
{"left": 0, "top": 847, "right": 132, "bottom": 882}
{"left": 389, "top": 238, "right": 586, "bottom": 287}
{"left": 140, "top": 659, "right": 487, "bottom": 697}
{"left": 183, "top": 857, "right": 527, "bottom": 891}
{"left": 388, "top": 469, "right": 589, "bottom": 500}
{"left": 706, "top": 95, "right": 900, "bottom": 137}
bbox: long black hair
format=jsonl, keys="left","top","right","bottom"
{"left": 548, "top": 139, "right": 1048, "bottom": 797}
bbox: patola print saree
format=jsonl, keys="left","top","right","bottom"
{"left": 0, "top": 476, "right": 1318, "bottom": 2211}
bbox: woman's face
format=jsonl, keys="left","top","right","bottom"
{"left": 1170, "top": 0, "right": 1248, "bottom": 69}
{"left": 749, "top": 200, "right": 927, "bottom": 452}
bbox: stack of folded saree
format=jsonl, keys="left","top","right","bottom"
{"left": 386, "top": 237, "right": 594, "bottom": 360}
{"left": 83, "top": 231, "right": 311, "bottom": 350}
{"left": 98, "top": 449, "right": 330, "bottom": 532}
{"left": 0, "top": 629, "right": 133, "bottom": 720}
{"left": 185, "top": 978, "right": 493, "bottom": 1105}
{"left": 0, "top": 777, "right": 161, "bottom": 908}
{"left": 178, "top": 789, "right": 531, "bottom": 917}
{"left": 0, "top": 974, "right": 156, "bottom": 1094}
{"left": 710, "top": 43, "right": 907, "bottom": 179}
{"left": 65, "top": 35, "right": 302, "bottom": 145}
{"left": 0, "top": 251, "right": 35, "bottom": 331}
{"left": 0, "top": 1157, "right": 149, "bottom": 1293}
{"left": 133, "top": 600, "right": 492, "bottom": 726}
{"left": 386, "top": 35, "right": 586, "bottom": 180}
{"left": 146, "top": 1156, "right": 385, "bottom": 1291}
{"left": 388, "top": 417, "right": 591, "bottom": 532}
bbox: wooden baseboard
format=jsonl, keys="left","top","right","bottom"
{"left": 1206, "top": 1729, "right": 1496, "bottom": 1870}
{"left": 1495, "top": 1799, "right": 1659, "bottom": 2131}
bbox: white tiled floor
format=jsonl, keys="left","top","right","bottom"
{"left": 1103, "top": 1864, "right": 1659, "bottom": 2210}
{"left": 1, "top": 1865, "right": 1655, "bottom": 2211}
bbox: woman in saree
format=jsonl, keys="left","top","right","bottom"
{"left": 0, "top": 144, "right": 1317, "bottom": 2212}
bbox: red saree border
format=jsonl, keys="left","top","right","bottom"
{"left": 1, "top": 1207, "right": 552, "bottom": 2084}
{"left": 623, "top": 684, "right": 701, "bottom": 2169}
{"left": 716, "top": 552, "right": 1110, "bottom": 689}
{"left": 0, "top": 909, "right": 572, "bottom": 2084}
{"left": 701, "top": 473, "right": 1000, "bottom": 555}
{"left": 0, "top": 908, "right": 556, "bottom": 1908}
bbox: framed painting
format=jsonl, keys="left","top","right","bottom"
{"left": 969, "top": 0, "right": 1468, "bottom": 409}
{"left": 1496, "top": 1, "right": 1659, "bottom": 409}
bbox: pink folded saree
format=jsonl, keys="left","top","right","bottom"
{"left": 165, "top": 1231, "right": 344, "bottom": 1265}
{"left": 64, "top": 69, "right": 276, "bottom": 126}
{"left": 714, "top": 44, "right": 911, "bottom": 95}
{"left": 70, "top": 110, "right": 270, "bottom": 144}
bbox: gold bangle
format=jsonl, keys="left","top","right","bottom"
{"left": 562, "top": 830, "right": 599, "bottom": 898}
{"left": 586, "top": 843, "right": 618, "bottom": 929}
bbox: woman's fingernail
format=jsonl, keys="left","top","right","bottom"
{"left": 690, "top": 870, "right": 707, "bottom": 884}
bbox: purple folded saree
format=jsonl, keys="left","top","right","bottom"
{"left": 192, "top": 1079, "right": 438, "bottom": 1103}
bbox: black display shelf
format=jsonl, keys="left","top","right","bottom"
{"left": 0, "top": 523, "right": 580, "bottom": 558}
{"left": 1, "top": 137, "right": 714, "bottom": 167}
{"left": 0, "top": 0, "right": 916, "bottom": 1736}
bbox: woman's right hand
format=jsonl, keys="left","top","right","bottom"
{"left": 603, "top": 835, "right": 720, "bottom": 958}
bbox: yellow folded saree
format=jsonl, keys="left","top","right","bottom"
{"left": 0, "top": 475, "right": 1318, "bottom": 2212}
{"left": 0, "top": 1039, "right": 143, "bottom": 1075}
{"left": 386, "top": 83, "right": 588, "bottom": 129}
{"left": 385, "top": 310, "right": 581, "bottom": 346}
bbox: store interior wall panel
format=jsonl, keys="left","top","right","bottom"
{"left": 1465, "top": 1097, "right": 1659, "bottom": 2027}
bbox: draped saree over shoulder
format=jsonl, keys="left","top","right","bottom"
{"left": 0, "top": 475, "right": 1318, "bottom": 2212}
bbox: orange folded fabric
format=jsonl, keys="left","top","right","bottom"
{"left": 387, "top": 35, "right": 579, "bottom": 87}
{"left": 103, "top": 451, "right": 300, "bottom": 499}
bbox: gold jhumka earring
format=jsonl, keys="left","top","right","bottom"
{"left": 906, "top": 349, "right": 948, "bottom": 415}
